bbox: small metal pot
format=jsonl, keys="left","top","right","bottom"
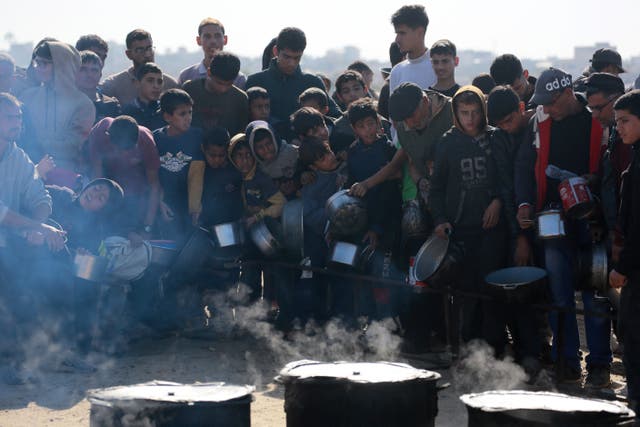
{"left": 211, "top": 221, "right": 245, "bottom": 248}
{"left": 325, "top": 190, "right": 368, "bottom": 238}
{"left": 327, "top": 241, "right": 362, "bottom": 268}
{"left": 576, "top": 243, "right": 608, "bottom": 293}
{"left": 536, "top": 209, "right": 565, "bottom": 239}
{"left": 413, "top": 231, "right": 450, "bottom": 281}
{"left": 148, "top": 240, "right": 178, "bottom": 266}
{"left": 73, "top": 253, "right": 109, "bottom": 282}
{"left": 281, "top": 199, "right": 304, "bottom": 260}
{"left": 249, "top": 218, "right": 282, "bottom": 258}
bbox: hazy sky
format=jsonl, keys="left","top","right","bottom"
{"left": 1, "top": 0, "right": 638, "bottom": 62}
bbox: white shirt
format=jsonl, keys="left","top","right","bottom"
{"left": 389, "top": 50, "right": 437, "bottom": 92}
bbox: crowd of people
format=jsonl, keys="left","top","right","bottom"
{"left": 0, "top": 5, "right": 639, "bottom": 417}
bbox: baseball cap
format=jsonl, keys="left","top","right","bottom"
{"left": 531, "top": 68, "right": 573, "bottom": 106}
{"left": 590, "top": 48, "right": 625, "bottom": 73}
{"left": 388, "top": 82, "right": 423, "bottom": 121}
{"left": 584, "top": 72, "right": 625, "bottom": 95}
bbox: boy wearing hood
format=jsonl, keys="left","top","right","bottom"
{"left": 246, "top": 120, "right": 300, "bottom": 199}
{"left": 20, "top": 41, "right": 96, "bottom": 177}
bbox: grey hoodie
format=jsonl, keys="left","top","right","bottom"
{"left": 20, "top": 41, "right": 96, "bottom": 171}
{"left": 245, "top": 120, "right": 298, "bottom": 181}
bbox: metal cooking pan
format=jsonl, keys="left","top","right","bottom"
{"left": 413, "top": 230, "right": 450, "bottom": 281}
{"left": 249, "top": 217, "right": 283, "bottom": 258}
{"left": 485, "top": 266, "right": 548, "bottom": 303}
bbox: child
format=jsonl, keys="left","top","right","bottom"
{"left": 428, "top": 39, "right": 460, "bottom": 97}
{"left": 299, "top": 87, "right": 330, "bottom": 116}
{"left": 152, "top": 89, "right": 203, "bottom": 238}
{"left": 247, "top": 86, "right": 270, "bottom": 122}
{"left": 183, "top": 52, "right": 248, "bottom": 136}
{"left": 290, "top": 107, "right": 330, "bottom": 145}
{"left": 246, "top": 120, "right": 300, "bottom": 199}
{"left": 122, "top": 62, "right": 166, "bottom": 131}
{"left": 610, "top": 90, "right": 640, "bottom": 414}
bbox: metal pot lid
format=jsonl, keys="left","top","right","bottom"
{"left": 485, "top": 267, "right": 547, "bottom": 288}
{"left": 279, "top": 360, "right": 441, "bottom": 383}
{"left": 88, "top": 381, "right": 254, "bottom": 405}
{"left": 414, "top": 233, "right": 450, "bottom": 281}
{"left": 460, "top": 390, "right": 634, "bottom": 415}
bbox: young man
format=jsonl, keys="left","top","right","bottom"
{"left": 609, "top": 90, "right": 640, "bottom": 416}
{"left": 428, "top": 39, "right": 460, "bottom": 97}
{"left": 348, "top": 60, "right": 378, "bottom": 99}
{"left": 515, "top": 68, "right": 611, "bottom": 387}
{"left": 245, "top": 27, "right": 340, "bottom": 141}
{"left": 389, "top": 5, "right": 436, "bottom": 92}
{"left": 75, "top": 34, "right": 109, "bottom": 64}
{"left": 76, "top": 51, "right": 121, "bottom": 123}
{"left": 184, "top": 51, "right": 248, "bottom": 136}
{"left": 490, "top": 54, "right": 536, "bottom": 107}
{"left": 247, "top": 87, "right": 271, "bottom": 122}
{"left": 178, "top": 17, "right": 246, "bottom": 89}
{"left": 574, "top": 49, "right": 627, "bottom": 92}
{"left": 122, "top": 62, "right": 166, "bottom": 131}
{"left": 100, "top": 29, "right": 178, "bottom": 105}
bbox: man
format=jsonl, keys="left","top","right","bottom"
{"left": 100, "top": 29, "right": 178, "bottom": 105}
{"left": 178, "top": 17, "right": 246, "bottom": 88}
{"left": 428, "top": 39, "right": 460, "bottom": 97}
{"left": 389, "top": 4, "right": 436, "bottom": 92}
{"left": 490, "top": 53, "right": 536, "bottom": 107}
{"left": 76, "top": 50, "right": 121, "bottom": 123}
{"left": 75, "top": 34, "right": 109, "bottom": 64}
{"left": 245, "top": 27, "right": 340, "bottom": 141}
{"left": 514, "top": 68, "right": 611, "bottom": 387}
{"left": 575, "top": 48, "right": 626, "bottom": 93}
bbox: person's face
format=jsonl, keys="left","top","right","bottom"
{"left": 312, "top": 149, "right": 338, "bottom": 172}
{"left": 495, "top": 110, "right": 525, "bottom": 135}
{"left": 164, "top": 103, "right": 192, "bottom": 134}
{"left": 76, "top": 61, "right": 102, "bottom": 91}
{"left": 79, "top": 183, "right": 110, "bottom": 212}
{"left": 137, "top": 72, "right": 163, "bottom": 102}
{"left": 207, "top": 75, "right": 234, "bottom": 94}
{"left": 430, "top": 53, "right": 458, "bottom": 81}
{"left": 352, "top": 116, "right": 380, "bottom": 144}
{"left": 542, "top": 89, "right": 573, "bottom": 121}
{"left": 456, "top": 101, "right": 483, "bottom": 136}
{"left": 33, "top": 56, "right": 54, "bottom": 84}
{"left": 232, "top": 146, "right": 255, "bottom": 174}
{"left": 394, "top": 24, "right": 425, "bottom": 55}
{"left": 275, "top": 48, "right": 303, "bottom": 76}
{"left": 305, "top": 123, "right": 329, "bottom": 140}
{"left": 203, "top": 144, "right": 227, "bottom": 168}
{"left": 0, "top": 102, "right": 22, "bottom": 143}
{"left": 300, "top": 100, "right": 327, "bottom": 115}
{"left": 253, "top": 136, "right": 276, "bottom": 163}
{"left": 510, "top": 74, "right": 529, "bottom": 100}
{"left": 403, "top": 96, "right": 430, "bottom": 131}
{"left": 249, "top": 97, "right": 270, "bottom": 121}
{"left": 126, "top": 38, "right": 155, "bottom": 67}
{"left": 614, "top": 109, "right": 640, "bottom": 145}
{"left": 587, "top": 92, "right": 617, "bottom": 127}
{"left": 0, "top": 61, "right": 15, "bottom": 93}
{"left": 197, "top": 25, "right": 227, "bottom": 60}
{"left": 338, "top": 80, "right": 366, "bottom": 106}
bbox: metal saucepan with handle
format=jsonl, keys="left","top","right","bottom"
{"left": 325, "top": 189, "right": 368, "bottom": 238}
{"left": 485, "top": 266, "right": 549, "bottom": 303}
{"left": 210, "top": 221, "right": 245, "bottom": 248}
{"left": 413, "top": 229, "right": 451, "bottom": 282}
{"left": 536, "top": 209, "right": 566, "bottom": 239}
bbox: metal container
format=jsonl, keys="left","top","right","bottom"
{"left": 414, "top": 231, "right": 450, "bottom": 281}
{"left": 536, "top": 209, "right": 565, "bottom": 239}
{"left": 328, "top": 241, "right": 363, "bottom": 268}
{"left": 278, "top": 360, "right": 442, "bottom": 427}
{"left": 88, "top": 380, "right": 254, "bottom": 427}
{"left": 325, "top": 189, "right": 368, "bottom": 238}
{"left": 558, "top": 176, "right": 595, "bottom": 219}
{"left": 485, "top": 266, "right": 549, "bottom": 303}
{"left": 170, "top": 227, "right": 215, "bottom": 275}
{"left": 401, "top": 199, "right": 430, "bottom": 241}
{"left": 460, "top": 390, "right": 635, "bottom": 426}
{"left": 249, "top": 218, "right": 282, "bottom": 258}
{"left": 73, "top": 253, "right": 109, "bottom": 282}
{"left": 148, "top": 240, "right": 178, "bottom": 266}
{"left": 576, "top": 243, "right": 608, "bottom": 293}
{"left": 211, "top": 221, "right": 245, "bottom": 248}
{"left": 281, "top": 199, "right": 304, "bottom": 260}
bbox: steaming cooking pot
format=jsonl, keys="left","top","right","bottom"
{"left": 485, "top": 266, "right": 548, "bottom": 303}
{"left": 325, "top": 190, "right": 368, "bottom": 238}
{"left": 536, "top": 209, "right": 565, "bottom": 239}
{"left": 73, "top": 253, "right": 109, "bottom": 282}
{"left": 148, "top": 240, "right": 178, "bottom": 266}
{"left": 249, "top": 217, "right": 283, "bottom": 258}
{"left": 558, "top": 176, "right": 595, "bottom": 219}
{"left": 278, "top": 360, "right": 443, "bottom": 427}
{"left": 576, "top": 243, "right": 608, "bottom": 293}
{"left": 460, "top": 390, "right": 635, "bottom": 426}
{"left": 281, "top": 199, "right": 304, "bottom": 260}
{"left": 210, "top": 221, "right": 245, "bottom": 248}
{"left": 88, "top": 380, "right": 254, "bottom": 427}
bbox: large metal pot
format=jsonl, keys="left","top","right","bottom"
{"left": 88, "top": 380, "right": 254, "bottom": 427}
{"left": 281, "top": 198, "right": 304, "bottom": 260}
{"left": 536, "top": 209, "right": 566, "bottom": 239}
{"left": 576, "top": 243, "right": 608, "bottom": 293}
{"left": 485, "top": 266, "right": 548, "bottom": 303}
{"left": 73, "top": 253, "right": 109, "bottom": 282}
{"left": 460, "top": 390, "right": 635, "bottom": 426}
{"left": 210, "top": 221, "right": 245, "bottom": 248}
{"left": 325, "top": 189, "right": 368, "bottom": 238}
{"left": 249, "top": 217, "right": 283, "bottom": 258}
{"left": 278, "top": 360, "right": 442, "bottom": 427}
{"left": 148, "top": 240, "right": 178, "bottom": 266}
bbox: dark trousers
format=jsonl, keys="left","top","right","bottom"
{"left": 619, "top": 273, "right": 640, "bottom": 407}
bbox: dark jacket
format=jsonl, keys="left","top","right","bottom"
{"left": 616, "top": 141, "right": 640, "bottom": 277}
{"left": 122, "top": 98, "right": 166, "bottom": 132}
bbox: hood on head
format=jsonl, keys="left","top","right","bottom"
{"left": 451, "top": 85, "right": 488, "bottom": 133}
{"left": 47, "top": 41, "right": 81, "bottom": 94}
{"left": 228, "top": 133, "right": 256, "bottom": 178}
{"left": 245, "top": 120, "right": 278, "bottom": 164}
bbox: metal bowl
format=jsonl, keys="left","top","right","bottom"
{"left": 325, "top": 190, "right": 368, "bottom": 238}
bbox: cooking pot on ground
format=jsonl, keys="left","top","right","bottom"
{"left": 73, "top": 253, "right": 109, "bottom": 282}
{"left": 536, "top": 209, "right": 566, "bottom": 239}
{"left": 485, "top": 266, "right": 548, "bottom": 303}
{"left": 460, "top": 390, "right": 635, "bottom": 426}
{"left": 281, "top": 199, "right": 304, "bottom": 260}
{"left": 325, "top": 189, "right": 368, "bottom": 238}
{"left": 210, "top": 221, "right": 245, "bottom": 248}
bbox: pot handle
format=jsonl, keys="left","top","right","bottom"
{"left": 436, "top": 382, "right": 450, "bottom": 391}
{"left": 502, "top": 284, "right": 518, "bottom": 290}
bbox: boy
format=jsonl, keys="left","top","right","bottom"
{"left": 246, "top": 120, "right": 299, "bottom": 199}
{"left": 299, "top": 87, "right": 330, "bottom": 116}
{"left": 610, "top": 90, "right": 640, "bottom": 415}
{"left": 331, "top": 71, "right": 391, "bottom": 159}
{"left": 348, "top": 60, "right": 378, "bottom": 99}
{"left": 429, "top": 39, "right": 460, "bottom": 97}
{"left": 122, "top": 62, "right": 165, "bottom": 131}
{"left": 178, "top": 18, "right": 246, "bottom": 89}
{"left": 152, "top": 89, "right": 203, "bottom": 237}
{"left": 184, "top": 51, "right": 248, "bottom": 136}
{"left": 290, "top": 107, "right": 330, "bottom": 146}
{"left": 247, "top": 86, "right": 270, "bottom": 122}
{"left": 76, "top": 51, "right": 121, "bottom": 123}
{"left": 489, "top": 54, "right": 536, "bottom": 107}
